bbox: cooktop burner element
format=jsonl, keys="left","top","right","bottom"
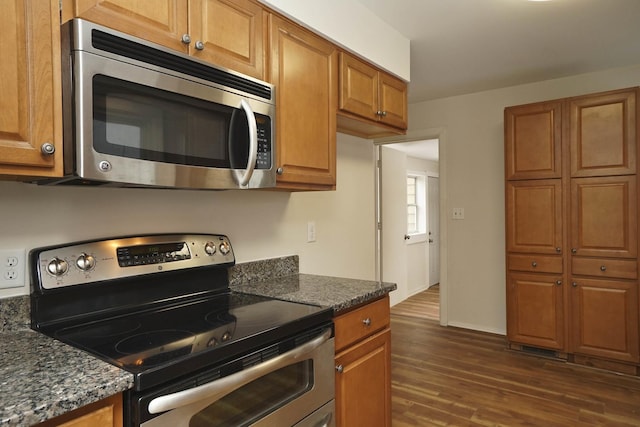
{"left": 30, "top": 234, "right": 333, "bottom": 392}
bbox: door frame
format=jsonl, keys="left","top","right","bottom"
{"left": 374, "top": 127, "right": 448, "bottom": 326}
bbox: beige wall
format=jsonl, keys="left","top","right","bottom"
{"left": 0, "top": 133, "right": 377, "bottom": 299}
{"left": 410, "top": 63, "right": 640, "bottom": 334}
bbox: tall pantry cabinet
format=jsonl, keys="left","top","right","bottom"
{"left": 505, "top": 87, "right": 640, "bottom": 374}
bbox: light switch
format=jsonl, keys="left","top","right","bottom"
{"left": 452, "top": 208, "right": 465, "bottom": 220}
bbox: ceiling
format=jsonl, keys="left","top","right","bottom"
{"left": 357, "top": 0, "right": 640, "bottom": 162}
{"left": 356, "top": 0, "right": 640, "bottom": 103}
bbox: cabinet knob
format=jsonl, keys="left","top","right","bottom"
{"left": 181, "top": 34, "right": 191, "bottom": 44}
{"left": 276, "top": 167, "right": 284, "bottom": 175}
{"left": 600, "top": 265, "right": 607, "bottom": 272}
{"left": 362, "top": 318, "right": 372, "bottom": 327}
{"left": 376, "top": 110, "right": 388, "bottom": 117}
{"left": 195, "top": 40, "right": 205, "bottom": 50}
{"left": 335, "top": 365, "right": 344, "bottom": 373}
{"left": 556, "top": 247, "right": 561, "bottom": 253}
{"left": 556, "top": 280, "right": 562, "bottom": 286}
{"left": 531, "top": 261, "right": 537, "bottom": 268}
{"left": 571, "top": 248, "right": 577, "bottom": 254}
{"left": 572, "top": 282, "right": 578, "bottom": 287}
{"left": 41, "top": 142, "right": 55, "bottom": 155}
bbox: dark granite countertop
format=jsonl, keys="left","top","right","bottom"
{"left": 231, "top": 273, "right": 397, "bottom": 314}
{"left": 0, "top": 256, "right": 395, "bottom": 425}
{"left": 0, "top": 328, "right": 133, "bottom": 426}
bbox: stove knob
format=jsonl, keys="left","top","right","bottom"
{"left": 47, "top": 258, "right": 69, "bottom": 276}
{"left": 204, "top": 242, "right": 216, "bottom": 255}
{"left": 76, "top": 253, "right": 96, "bottom": 271}
{"left": 219, "top": 241, "right": 230, "bottom": 255}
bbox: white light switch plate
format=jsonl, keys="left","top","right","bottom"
{"left": 452, "top": 208, "right": 465, "bottom": 220}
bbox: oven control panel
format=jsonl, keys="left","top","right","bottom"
{"left": 33, "top": 234, "right": 235, "bottom": 290}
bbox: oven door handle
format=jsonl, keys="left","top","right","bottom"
{"left": 147, "top": 327, "right": 332, "bottom": 414}
{"left": 238, "top": 99, "right": 258, "bottom": 187}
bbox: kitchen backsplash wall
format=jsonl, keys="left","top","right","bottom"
{"left": 0, "top": 133, "right": 377, "bottom": 299}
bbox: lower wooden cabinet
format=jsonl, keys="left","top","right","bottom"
{"left": 36, "top": 394, "right": 122, "bottom": 427}
{"left": 333, "top": 296, "right": 391, "bottom": 427}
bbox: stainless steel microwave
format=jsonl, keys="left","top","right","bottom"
{"left": 45, "top": 19, "right": 276, "bottom": 190}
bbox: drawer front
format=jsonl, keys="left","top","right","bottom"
{"left": 572, "top": 257, "right": 638, "bottom": 279}
{"left": 334, "top": 295, "right": 390, "bottom": 352}
{"left": 508, "top": 254, "right": 563, "bottom": 273}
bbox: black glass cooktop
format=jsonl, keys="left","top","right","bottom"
{"left": 52, "top": 292, "right": 332, "bottom": 388}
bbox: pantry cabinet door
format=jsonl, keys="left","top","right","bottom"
{"left": 570, "top": 176, "right": 637, "bottom": 258}
{"left": 505, "top": 101, "right": 562, "bottom": 180}
{"left": 569, "top": 89, "right": 636, "bottom": 177}
{"left": 506, "top": 180, "right": 563, "bottom": 255}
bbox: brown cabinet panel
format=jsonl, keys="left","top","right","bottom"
{"left": 507, "top": 254, "right": 563, "bottom": 274}
{"left": 339, "top": 53, "right": 378, "bottom": 120}
{"left": 505, "top": 101, "right": 562, "bottom": 180}
{"left": 335, "top": 328, "right": 391, "bottom": 427}
{"left": 337, "top": 52, "right": 407, "bottom": 137}
{"left": 506, "top": 180, "right": 563, "bottom": 254}
{"left": 36, "top": 394, "right": 122, "bottom": 427}
{"left": 62, "top": 0, "right": 189, "bottom": 53}
{"left": 0, "top": 0, "right": 62, "bottom": 177}
{"left": 570, "top": 176, "right": 637, "bottom": 258}
{"left": 378, "top": 72, "right": 407, "bottom": 129}
{"left": 189, "top": 0, "right": 266, "bottom": 79}
{"left": 572, "top": 257, "right": 637, "bottom": 280}
{"left": 270, "top": 14, "right": 337, "bottom": 189}
{"left": 569, "top": 89, "right": 636, "bottom": 177}
{"left": 334, "top": 296, "right": 390, "bottom": 352}
{"left": 570, "top": 278, "right": 639, "bottom": 362}
{"left": 507, "top": 272, "right": 564, "bottom": 350}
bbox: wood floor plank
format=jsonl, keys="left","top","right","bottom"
{"left": 390, "top": 292, "right": 640, "bottom": 426}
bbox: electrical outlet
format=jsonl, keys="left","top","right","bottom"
{"left": 452, "top": 208, "right": 465, "bottom": 220}
{"left": 307, "top": 221, "right": 317, "bottom": 243}
{"left": 0, "top": 249, "right": 26, "bottom": 289}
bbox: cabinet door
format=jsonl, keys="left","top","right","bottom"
{"left": 270, "top": 15, "right": 337, "bottom": 189}
{"left": 507, "top": 272, "right": 564, "bottom": 350}
{"left": 62, "top": 0, "right": 188, "bottom": 53}
{"left": 570, "top": 176, "right": 637, "bottom": 258}
{"left": 339, "top": 52, "right": 378, "bottom": 121}
{"left": 0, "top": 0, "right": 62, "bottom": 177}
{"left": 36, "top": 394, "right": 122, "bottom": 427}
{"left": 378, "top": 72, "right": 408, "bottom": 129}
{"left": 335, "top": 328, "right": 391, "bottom": 427}
{"left": 506, "top": 180, "right": 563, "bottom": 254}
{"left": 189, "top": 0, "right": 266, "bottom": 79}
{"left": 570, "top": 278, "right": 639, "bottom": 362}
{"left": 569, "top": 89, "right": 636, "bottom": 177}
{"left": 505, "top": 101, "right": 562, "bottom": 180}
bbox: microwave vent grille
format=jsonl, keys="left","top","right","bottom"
{"left": 90, "top": 29, "right": 272, "bottom": 101}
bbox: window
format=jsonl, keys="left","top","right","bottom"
{"left": 407, "top": 173, "right": 426, "bottom": 237}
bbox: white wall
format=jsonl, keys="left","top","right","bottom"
{"left": 410, "top": 63, "right": 640, "bottom": 335}
{"left": 257, "top": 0, "right": 410, "bottom": 81}
{"left": 0, "top": 134, "right": 377, "bottom": 299}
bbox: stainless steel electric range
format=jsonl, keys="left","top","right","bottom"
{"left": 30, "top": 234, "right": 335, "bottom": 427}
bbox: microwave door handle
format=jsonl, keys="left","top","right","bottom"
{"left": 147, "top": 327, "right": 332, "bottom": 414}
{"left": 238, "top": 99, "right": 258, "bottom": 187}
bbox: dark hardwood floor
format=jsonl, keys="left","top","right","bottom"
{"left": 390, "top": 292, "right": 640, "bottom": 426}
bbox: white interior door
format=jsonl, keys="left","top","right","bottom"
{"left": 428, "top": 176, "right": 440, "bottom": 286}
{"left": 380, "top": 146, "right": 408, "bottom": 306}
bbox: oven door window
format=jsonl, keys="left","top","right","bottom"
{"left": 190, "top": 360, "right": 312, "bottom": 427}
{"left": 92, "top": 75, "right": 256, "bottom": 169}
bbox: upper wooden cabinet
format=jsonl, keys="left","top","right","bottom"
{"left": 0, "top": 0, "right": 63, "bottom": 178}
{"left": 505, "top": 101, "right": 562, "bottom": 180}
{"left": 269, "top": 14, "right": 337, "bottom": 190}
{"left": 569, "top": 90, "right": 636, "bottom": 178}
{"left": 61, "top": 0, "right": 267, "bottom": 80}
{"left": 337, "top": 52, "right": 407, "bottom": 138}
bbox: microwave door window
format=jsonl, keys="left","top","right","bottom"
{"left": 93, "top": 75, "right": 235, "bottom": 168}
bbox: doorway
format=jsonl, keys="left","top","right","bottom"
{"left": 376, "top": 131, "right": 446, "bottom": 325}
